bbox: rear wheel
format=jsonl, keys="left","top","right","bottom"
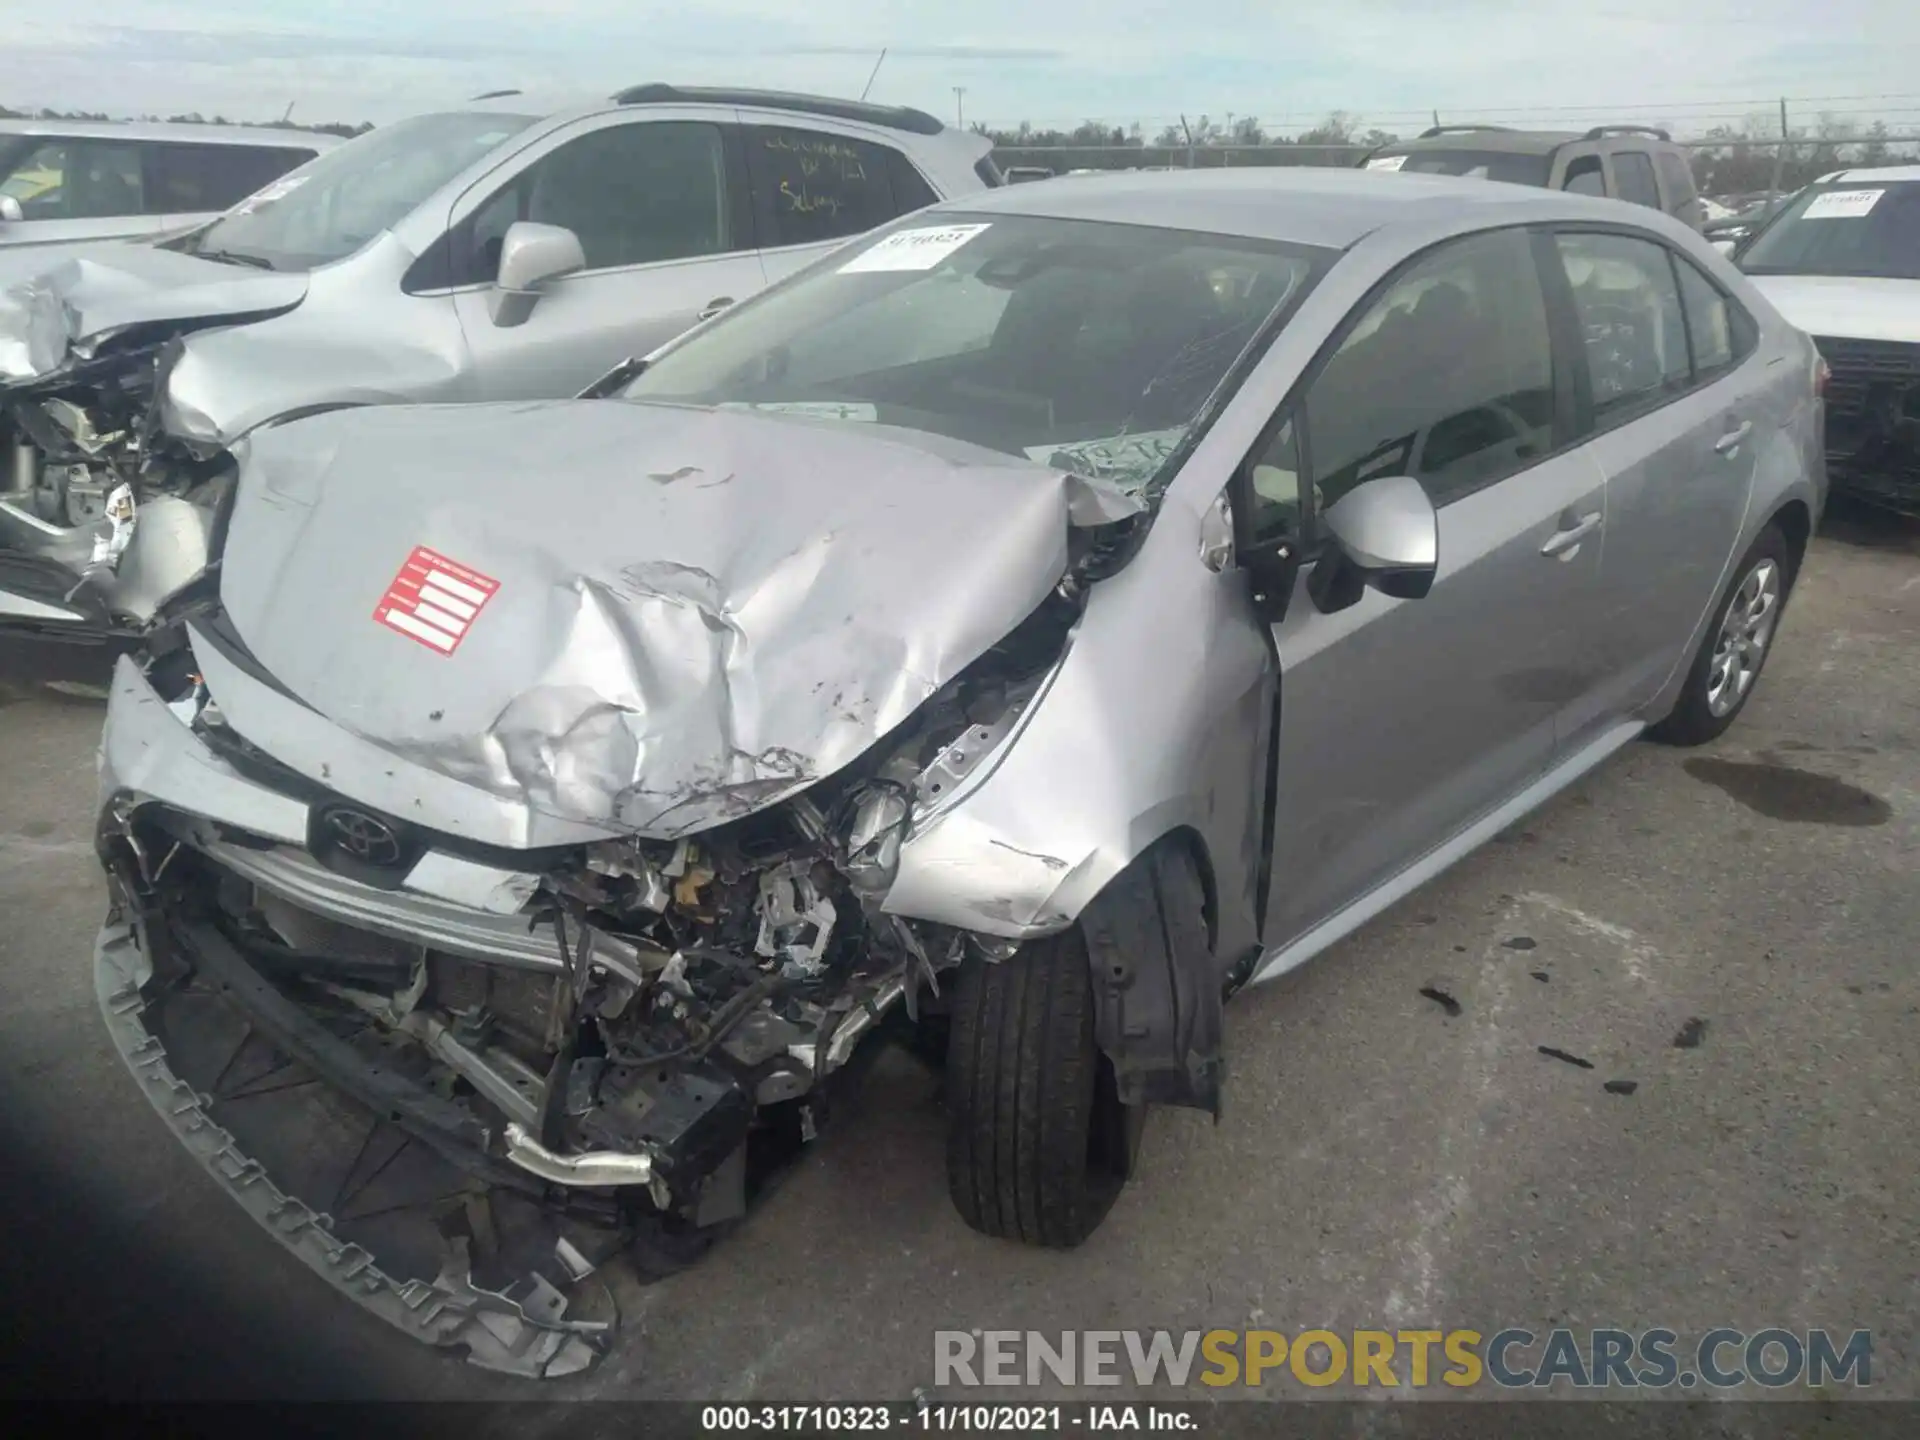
{"left": 945, "top": 929, "right": 1144, "bottom": 1248}
{"left": 1649, "top": 525, "right": 1792, "bottom": 746}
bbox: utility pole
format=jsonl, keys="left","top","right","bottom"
{"left": 1432, "top": 108, "right": 1441, "bottom": 131}
{"left": 952, "top": 87, "right": 966, "bottom": 129}
{"left": 1180, "top": 114, "right": 1195, "bottom": 169}
{"left": 1769, "top": 96, "right": 1789, "bottom": 197}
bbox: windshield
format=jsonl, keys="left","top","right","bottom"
{"left": 621, "top": 213, "right": 1332, "bottom": 497}
{"left": 1740, "top": 181, "right": 1920, "bottom": 280}
{"left": 1366, "top": 149, "right": 1551, "bottom": 186}
{"left": 180, "top": 111, "right": 538, "bottom": 271}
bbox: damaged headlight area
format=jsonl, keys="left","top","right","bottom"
{"left": 2, "top": 336, "right": 234, "bottom": 631}
{"left": 100, "top": 589, "right": 1074, "bottom": 1250}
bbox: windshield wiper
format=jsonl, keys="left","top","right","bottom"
{"left": 195, "top": 247, "right": 276, "bottom": 271}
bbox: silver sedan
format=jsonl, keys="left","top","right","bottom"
{"left": 86, "top": 167, "right": 1823, "bottom": 1374}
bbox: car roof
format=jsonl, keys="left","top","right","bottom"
{"left": 1814, "top": 163, "right": 1920, "bottom": 184}
{"left": 0, "top": 118, "right": 338, "bottom": 149}
{"left": 933, "top": 166, "right": 1655, "bottom": 251}
{"left": 1379, "top": 128, "right": 1585, "bottom": 155}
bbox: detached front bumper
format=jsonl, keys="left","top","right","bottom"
{"left": 93, "top": 911, "right": 616, "bottom": 1378}
{"left": 92, "top": 655, "right": 650, "bottom": 1375}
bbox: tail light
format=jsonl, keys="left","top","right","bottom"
{"left": 1814, "top": 355, "right": 1831, "bottom": 400}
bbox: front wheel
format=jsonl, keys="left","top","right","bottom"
{"left": 1649, "top": 524, "right": 1792, "bottom": 746}
{"left": 944, "top": 929, "right": 1144, "bottom": 1248}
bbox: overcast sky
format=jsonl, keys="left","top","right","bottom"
{"left": 5, "top": 1, "right": 1914, "bottom": 137}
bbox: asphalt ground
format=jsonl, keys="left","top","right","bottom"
{"left": 0, "top": 509, "right": 1914, "bottom": 1416}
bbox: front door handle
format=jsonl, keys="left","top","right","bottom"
{"left": 697, "top": 296, "right": 735, "bottom": 321}
{"left": 1714, "top": 420, "right": 1753, "bottom": 455}
{"left": 1541, "top": 510, "right": 1602, "bottom": 559}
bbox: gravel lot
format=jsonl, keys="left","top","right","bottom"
{"left": 1, "top": 515, "right": 1915, "bottom": 1407}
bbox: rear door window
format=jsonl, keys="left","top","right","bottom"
{"left": 744, "top": 125, "right": 924, "bottom": 247}
{"left": 1611, "top": 152, "right": 1662, "bottom": 210}
{"left": 1552, "top": 232, "right": 1691, "bottom": 422}
{"left": 143, "top": 143, "right": 314, "bottom": 214}
{"left": 1304, "top": 226, "right": 1557, "bottom": 509}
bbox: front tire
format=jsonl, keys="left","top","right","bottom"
{"left": 945, "top": 929, "right": 1144, "bottom": 1248}
{"left": 1649, "top": 524, "right": 1792, "bottom": 747}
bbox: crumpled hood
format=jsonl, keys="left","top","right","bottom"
{"left": 217, "top": 399, "right": 1136, "bottom": 840}
{"left": 0, "top": 246, "right": 307, "bottom": 384}
{"left": 1745, "top": 273, "right": 1920, "bottom": 344}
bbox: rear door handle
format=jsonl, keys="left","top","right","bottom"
{"left": 1714, "top": 420, "right": 1754, "bottom": 455}
{"left": 697, "top": 296, "right": 735, "bottom": 321}
{"left": 1541, "top": 511, "right": 1602, "bottom": 558}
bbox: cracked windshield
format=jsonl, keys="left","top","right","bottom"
{"left": 623, "top": 214, "right": 1327, "bottom": 495}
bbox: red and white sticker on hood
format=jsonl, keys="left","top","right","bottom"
{"left": 374, "top": 546, "right": 499, "bottom": 655}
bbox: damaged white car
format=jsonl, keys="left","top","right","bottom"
{"left": 0, "top": 87, "right": 995, "bottom": 670}
{"left": 91, "top": 171, "right": 1822, "bottom": 1376}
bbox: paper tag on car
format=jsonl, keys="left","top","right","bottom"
{"left": 1025, "top": 427, "right": 1188, "bottom": 489}
{"left": 1801, "top": 188, "right": 1883, "bottom": 220}
{"left": 720, "top": 401, "right": 878, "bottom": 421}
{"left": 375, "top": 546, "right": 500, "bottom": 656}
{"left": 1364, "top": 155, "right": 1409, "bottom": 172}
{"left": 838, "top": 223, "right": 991, "bottom": 273}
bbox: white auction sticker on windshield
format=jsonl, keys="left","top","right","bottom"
{"left": 230, "top": 174, "right": 309, "bottom": 215}
{"left": 1802, "top": 188, "right": 1884, "bottom": 220}
{"left": 838, "top": 223, "right": 991, "bottom": 273}
{"left": 1364, "top": 155, "right": 1409, "bottom": 172}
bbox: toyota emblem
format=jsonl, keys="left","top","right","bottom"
{"left": 320, "top": 808, "right": 404, "bottom": 868}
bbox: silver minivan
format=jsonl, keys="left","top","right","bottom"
{"left": 0, "top": 119, "right": 332, "bottom": 257}
{"left": 0, "top": 87, "right": 995, "bottom": 656}
{"left": 87, "top": 169, "right": 1822, "bottom": 1376}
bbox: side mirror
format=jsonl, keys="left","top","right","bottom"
{"left": 488, "top": 221, "right": 585, "bottom": 328}
{"left": 1307, "top": 474, "right": 1439, "bottom": 614}
{"left": 0, "top": 195, "right": 22, "bottom": 224}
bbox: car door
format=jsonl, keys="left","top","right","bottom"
{"left": 740, "top": 120, "right": 943, "bottom": 286}
{"left": 0, "top": 135, "right": 166, "bottom": 250}
{"left": 1545, "top": 229, "right": 1757, "bottom": 729}
{"left": 1248, "top": 226, "right": 1611, "bottom": 951}
{"left": 448, "top": 114, "right": 768, "bottom": 400}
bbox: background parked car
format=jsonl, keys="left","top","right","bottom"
{"left": 0, "top": 120, "right": 333, "bottom": 260}
{"left": 1737, "top": 165, "right": 1920, "bottom": 514}
{"left": 1359, "top": 124, "right": 1708, "bottom": 229}
{"left": 0, "top": 85, "right": 996, "bottom": 661}
{"left": 1705, "top": 191, "right": 1793, "bottom": 253}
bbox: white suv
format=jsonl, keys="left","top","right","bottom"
{"left": 0, "top": 120, "right": 334, "bottom": 259}
{"left": 1738, "top": 164, "right": 1920, "bottom": 514}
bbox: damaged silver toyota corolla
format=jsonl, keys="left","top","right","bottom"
{"left": 89, "top": 171, "right": 1823, "bottom": 1376}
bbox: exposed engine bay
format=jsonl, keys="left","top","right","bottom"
{"left": 103, "top": 578, "right": 1079, "bottom": 1266}
{"left": 1, "top": 335, "right": 237, "bottom": 633}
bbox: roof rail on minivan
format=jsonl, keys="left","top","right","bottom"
{"left": 1583, "top": 125, "right": 1673, "bottom": 141}
{"left": 609, "top": 84, "right": 946, "bottom": 136}
{"left": 1416, "top": 123, "right": 1518, "bottom": 139}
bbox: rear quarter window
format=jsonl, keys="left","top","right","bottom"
{"left": 143, "top": 142, "right": 316, "bottom": 214}
{"left": 745, "top": 125, "right": 931, "bottom": 246}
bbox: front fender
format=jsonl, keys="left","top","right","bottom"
{"left": 881, "top": 492, "right": 1273, "bottom": 966}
